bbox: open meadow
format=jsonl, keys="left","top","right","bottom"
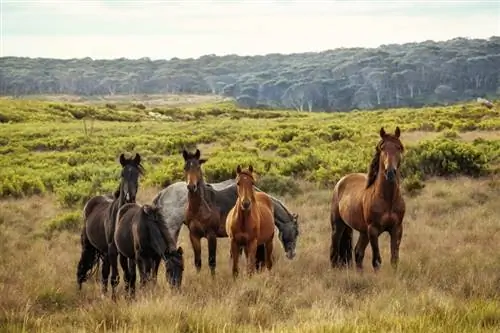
{"left": 1, "top": 96, "right": 500, "bottom": 332}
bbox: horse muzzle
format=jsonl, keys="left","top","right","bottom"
{"left": 286, "top": 249, "right": 296, "bottom": 260}
{"left": 187, "top": 183, "right": 198, "bottom": 193}
{"left": 241, "top": 200, "right": 251, "bottom": 211}
{"left": 385, "top": 168, "right": 396, "bottom": 182}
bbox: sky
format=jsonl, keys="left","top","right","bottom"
{"left": 1, "top": 0, "right": 499, "bottom": 60}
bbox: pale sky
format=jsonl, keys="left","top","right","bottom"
{"left": 1, "top": 0, "right": 499, "bottom": 60}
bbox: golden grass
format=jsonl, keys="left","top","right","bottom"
{"left": 1, "top": 177, "right": 500, "bottom": 332}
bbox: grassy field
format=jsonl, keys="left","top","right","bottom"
{"left": 1, "top": 96, "right": 500, "bottom": 332}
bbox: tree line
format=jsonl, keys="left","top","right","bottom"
{"left": 0, "top": 36, "right": 499, "bottom": 111}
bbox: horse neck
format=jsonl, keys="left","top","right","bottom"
{"left": 373, "top": 165, "right": 401, "bottom": 203}
{"left": 187, "top": 176, "right": 209, "bottom": 213}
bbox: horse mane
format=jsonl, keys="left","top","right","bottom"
{"left": 144, "top": 205, "right": 176, "bottom": 253}
{"left": 366, "top": 148, "right": 381, "bottom": 189}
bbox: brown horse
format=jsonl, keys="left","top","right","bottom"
{"left": 76, "top": 153, "right": 144, "bottom": 298}
{"left": 330, "top": 127, "right": 406, "bottom": 272}
{"left": 114, "top": 202, "right": 184, "bottom": 298}
{"left": 226, "top": 165, "right": 275, "bottom": 278}
{"left": 183, "top": 148, "right": 227, "bottom": 276}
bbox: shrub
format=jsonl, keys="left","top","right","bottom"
{"left": 256, "top": 174, "right": 301, "bottom": 197}
{"left": 402, "top": 139, "right": 487, "bottom": 179}
{"left": 44, "top": 211, "right": 81, "bottom": 235}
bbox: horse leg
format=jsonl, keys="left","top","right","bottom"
{"left": 390, "top": 224, "right": 403, "bottom": 270}
{"left": 230, "top": 239, "right": 240, "bottom": 279}
{"left": 100, "top": 255, "right": 110, "bottom": 296}
{"left": 151, "top": 256, "right": 161, "bottom": 286}
{"left": 108, "top": 243, "right": 120, "bottom": 301}
{"left": 128, "top": 258, "right": 137, "bottom": 300}
{"left": 255, "top": 244, "right": 266, "bottom": 272}
{"left": 207, "top": 233, "right": 217, "bottom": 277}
{"left": 264, "top": 240, "right": 274, "bottom": 271}
{"left": 354, "top": 232, "right": 369, "bottom": 272}
{"left": 368, "top": 224, "right": 382, "bottom": 272}
{"left": 119, "top": 254, "right": 131, "bottom": 294}
{"left": 136, "top": 255, "right": 148, "bottom": 290}
{"left": 189, "top": 231, "right": 202, "bottom": 273}
{"left": 245, "top": 239, "right": 258, "bottom": 276}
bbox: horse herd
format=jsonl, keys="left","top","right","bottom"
{"left": 76, "top": 126, "right": 405, "bottom": 300}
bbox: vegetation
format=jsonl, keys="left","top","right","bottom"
{"left": 1, "top": 96, "right": 500, "bottom": 332}
{"left": 1, "top": 37, "right": 499, "bottom": 111}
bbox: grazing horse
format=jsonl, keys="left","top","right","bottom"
{"left": 226, "top": 165, "right": 275, "bottom": 277}
{"left": 77, "top": 153, "right": 144, "bottom": 295}
{"left": 182, "top": 148, "right": 228, "bottom": 276}
{"left": 114, "top": 202, "right": 184, "bottom": 298}
{"left": 151, "top": 179, "right": 299, "bottom": 269}
{"left": 330, "top": 127, "right": 406, "bottom": 272}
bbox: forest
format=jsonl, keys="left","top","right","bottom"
{"left": 0, "top": 36, "right": 499, "bottom": 111}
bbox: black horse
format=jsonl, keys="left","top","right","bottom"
{"left": 114, "top": 202, "right": 184, "bottom": 298}
{"left": 76, "top": 153, "right": 144, "bottom": 300}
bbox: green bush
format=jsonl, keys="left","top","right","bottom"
{"left": 44, "top": 211, "right": 82, "bottom": 235}
{"left": 256, "top": 174, "right": 301, "bottom": 197}
{"left": 402, "top": 139, "right": 487, "bottom": 179}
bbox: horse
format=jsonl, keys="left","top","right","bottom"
{"left": 226, "top": 165, "right": 275, "bottom": 278}
{"left": 330, "top": 127, "right": 406, "bottom": 272}
{"left": 77, "top": 153, "right": 144, "bottom": 296}
{"left": 182, "top": 148, "right": 230, "bottom": 276}
{"left": 114, "top": 202, "right": 184, "bottom": 298}
{"left": 151, "top": 178, "right": 300, "bottom": 269}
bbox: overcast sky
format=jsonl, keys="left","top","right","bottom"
{"left": 1, "top": 0, "right": 499, "bottom": 60}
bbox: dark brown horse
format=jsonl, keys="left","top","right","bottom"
{"left": 114, "top": 202, "right": 184, "bottom": 298}
{"left": 226, "top": 165, "right": 275, "bottom": 278}
{"left": 76, "top": 153, "right": 144, "bottom": 298}
{"left": 183, "top": 148, "right": 226, "bottom": 276}
{"left": 330, "top": 127, "right": 406, "bottom": 272}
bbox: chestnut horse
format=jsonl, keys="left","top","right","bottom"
{"left": 226, "top": 165, "right": 275, "bottom": 278}
{"left": 330, "top": 127, "right": 405, "bottom": 272}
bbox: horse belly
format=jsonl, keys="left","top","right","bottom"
{"left": 257, "top": 209, "right": 274, "bottom": 245}
{"left": 86, "top": 217, "right": 108, "bottom": 254}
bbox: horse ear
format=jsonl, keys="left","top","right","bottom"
{"left": 177, "top": 246, "right": 184, "bottom": 255}
{"left": 379, "top": 127, "right": 386, "bottom": 139}
{"left": 395, "top": 126, "right": 401, "bottom": 138}
{"left": 236, "top": 165, "right": 242, "bottom": 174}
{"left": 194, "top": 149, "right": 200, "bottom": 160}
{"left": 119, "top": 153, "right": 127, "bottom": 166}
{"left": 248, "top": 165, "right": 254, "bottom": 173}
{"left": 199, "top": 159, "right": 208, "bottom": 165}
{"left": 182, "top": 149, "right": 189, "bottom": 161}
{"left": 292, "top": 213, "right": 299, "bottom": 220}
{"left": 134, "top": 153, "right": 141, "bottom": 165}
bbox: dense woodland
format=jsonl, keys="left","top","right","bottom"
{"left": 1, "top": 37, "right": 499, "bottom": 111}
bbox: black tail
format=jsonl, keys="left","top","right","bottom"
{"left": 338, "top": 228, "right": 353, "bottom": 267}
{"left": 76, "top": 227, "right": 101, "bottom": 288}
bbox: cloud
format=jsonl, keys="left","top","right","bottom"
{"left": 1, "top": 0, "right": 498, "bottom": 59}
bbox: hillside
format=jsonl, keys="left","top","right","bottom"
{"left": 1, "top": 99, "right": 500, "bottom": 332}
{"left": 1, "top": 37, "right": 499, "bottom": 112}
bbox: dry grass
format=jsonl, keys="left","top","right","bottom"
{"left": 1, "top": 178, "right": 500, "bottom": 333}
{"left": 1, "top": 93, "right": 230, "bottom": 107}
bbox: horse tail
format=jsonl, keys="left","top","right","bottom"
{"left": 338, "top": 227, "right": 353, "bottom": 266}
{"left": 76, "top": 226, "right": 101, "bottom": 288}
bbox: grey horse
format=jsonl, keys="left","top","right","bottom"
{"left": 152, "top": 179, "right": 300, "bottom": 262}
